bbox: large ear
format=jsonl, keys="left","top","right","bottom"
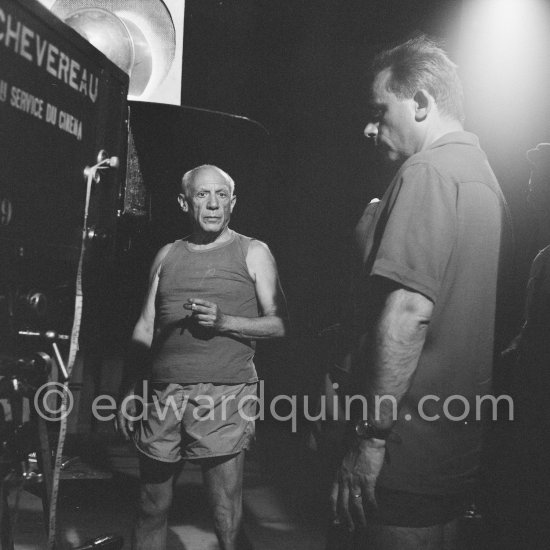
{"left": 413, "top": 89, "right": 432, "bottom": 122}
{"left": 230, "top": 194, "right": 237, "bottom": 212}
{"left": 177, "top": 193, "right": 189, "bottom": 212}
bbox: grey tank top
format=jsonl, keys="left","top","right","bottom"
{"left": 151, "top": 231, "right": 259, "bottom": 383}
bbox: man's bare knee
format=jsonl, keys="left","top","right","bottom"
{"left": 212, "top": 499, "right": 240, "bottom": 527}
{"left": 209, "top": 474, "right": 243, "bottom": 536}
{"left": 139, "top": 483, "right": 172, "bottom": 520}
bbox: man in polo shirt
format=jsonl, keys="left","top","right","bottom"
{"left": 330, "top": 36, "right": 506, "bottom": 549}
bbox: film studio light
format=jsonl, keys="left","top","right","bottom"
{"left": 38, "top": 0, "right": 184, "bottom": 105}
{"left": 63, "top": 8, "right": 135, "bottom": 77}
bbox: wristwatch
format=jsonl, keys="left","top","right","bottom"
{"left": 354, "top": 419, "right": 392, "bottom": 441}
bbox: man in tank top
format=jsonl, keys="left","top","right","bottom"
{"left": 117, "top": 164, "right": 288, "bottom": 550}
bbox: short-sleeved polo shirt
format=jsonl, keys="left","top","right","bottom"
{"left": 355, "top": 131, "right": 504, "bottom": 496}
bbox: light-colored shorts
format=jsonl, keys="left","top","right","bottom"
{"left": 134, "top": 381, "right": 257, "bottom": 461}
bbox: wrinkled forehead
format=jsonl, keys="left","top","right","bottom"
{"left": 188, "top": 167, "right": 233, "bottom": 193}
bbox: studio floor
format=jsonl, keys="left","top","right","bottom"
{"left": 5, "top": 419, "right": 550, "bottom": 550}
{"left": 8, "top": 422, "right": 328, "bottom": 550}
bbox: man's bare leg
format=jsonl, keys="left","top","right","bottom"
{"left": 133, "top": 456, "right": 180, "bottom": 550}
{"left": 202, "top": 452, "right": 246, "bottom": 550}
{"left": 132, "top": 476, "right": 174, "bottom": 550}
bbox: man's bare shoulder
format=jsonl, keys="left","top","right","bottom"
{"left": 248, "top": 238, "right": 270, "bottom": 253}
{"left": 243, "top": 239, "right": 278, "bottom": 283}
{"left": 150, "top": 242, "right": 176, "bottom": 275}
{"left": 246, "top": 238, "right": 275, "bottom": 263}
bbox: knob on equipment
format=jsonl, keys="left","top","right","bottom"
{"left": 18, "top": 289, "right": 48, "bottom": 317}
{"left": 83, "top": 150, "right": 120, "bottom": 182}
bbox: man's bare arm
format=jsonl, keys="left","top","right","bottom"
{"left": 117, "top": 244, "right": 171, "bottom": 439}
{"left": 331, "top": 280, "right": 433, "bottom": 527}
{"left": 119, "top": 244, "right": 171, "bottom": 394}
{"left": 367, "top": 282, "right": 434, "bottom": 430}
{"left": 186, "top": 240, "right": 288, "bottom": 338}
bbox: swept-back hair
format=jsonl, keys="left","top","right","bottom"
{"left": 371, "top": 35, "right": 465, "bottom": 123}
{"left": 181, "top": 164, "right": 235, "bottom": 196}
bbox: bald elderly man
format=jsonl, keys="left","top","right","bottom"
{"left": 117, "top": 165, "right": 288, "bottom": 550}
